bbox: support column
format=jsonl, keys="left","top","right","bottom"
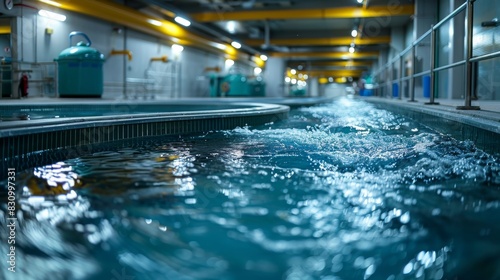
{"left": 457, "top": 0, "right": 480, "bottom": 110}
{"left": 425, "top": 26, "right": 439, "bottom": 105}
{"left": 263, "top": 57, "right": 286, "bottom": 97}
{"left": 414, "top": 0, "right": 437, "bottom": 99}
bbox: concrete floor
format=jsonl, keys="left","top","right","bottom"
{"left": 381, "top": 97, "right": 500, "bottom": 123}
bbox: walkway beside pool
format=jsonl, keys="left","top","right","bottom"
{"left": 2, "top": 95, "right": 500, "bottom": 131}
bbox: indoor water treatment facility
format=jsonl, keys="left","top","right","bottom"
{"left": 1, "top": 0, "right": 500, "bottom": 280}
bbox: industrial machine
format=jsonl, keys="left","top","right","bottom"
{"left": 210, "top": 73, "right": 265, "bottom": 97}
{"left": 55, "top": 32, "right": 104, "bottom": 97}
{"left": 289, "top": 85, "right": 306, "bottom": 96}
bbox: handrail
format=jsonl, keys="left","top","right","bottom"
{"left": 413, "top": 29, "right": 432, "bottom": 46}
{"left": 433, "top": 2, "right": 467, "bottom": 30}
{"left": 400, "top": 45, "right": 413, "bottom": 56}
{"left": 371, "top": 0, "right": 496, "bottom": 109}
{"left": 433, "top": 60, "right": 466, "bottom": 73}
{"left": 470, "top": 50, "right": 500, "bottom": 63}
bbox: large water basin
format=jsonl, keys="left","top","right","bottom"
{"left": 1, "top": 97, "right": 500, "bottom": 280}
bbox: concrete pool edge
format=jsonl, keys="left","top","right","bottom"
{"left": 0, "top": 102, "right": 289, "bottom": 137}
{"left": 365, "top": 97, "right": 500, "bottom": 154}
{"left": 0, "top": 102, "right": 289, "bottom": 176}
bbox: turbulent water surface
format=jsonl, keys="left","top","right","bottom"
{"left": 1, "top": 97, "right": 500, "bottom": 280}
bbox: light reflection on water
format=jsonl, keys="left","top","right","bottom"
{"left": 1, "top": 97, "right": 500, "bottom": 280}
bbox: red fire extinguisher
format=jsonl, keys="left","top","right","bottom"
{"left": 19, "top": 74, "right": 29, "bottom": 97}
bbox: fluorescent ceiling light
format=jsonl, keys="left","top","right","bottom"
{"left": 147, "top": 19, "right": 162, "bottom": 26}
{"left": 226, "top": 21, "right": 236, "bottom": 33}
{"left": 211, "top": 42, "right": 227, "bottom": 50}
{"left": 231, "top": 41, "right": 241, "bottom": 49}
{"left": 349, "top": 46, "right": 356, "bottom": 53}
{"left": 351, "top": 29, "right": 358, "bottom": 37}
{"left": 39, "top": 0, "right": 62, "bottom": 7}
{"left": 174, "top": 16, "right": 191, "bottom": 27}
{"left": 225, "top": 59, "right": 234, "bottom": 68}
{"left": 172, "top": 44, "right": 184, "bottom": 53}
{"left": 260, "top": 54, "right": 268, "bottom": 61}
{"left": 38, "top": 9, "right": 66, "bottom": 21}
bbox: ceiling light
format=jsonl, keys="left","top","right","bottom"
{"left": 172, "top": 44, "right": 184, "bottom": 54}
{"left": 225, "top": 59, "right": 234, "bottom": 68}
{"left": 357, "top": 0, "right": 363, "bottom": 3}
{"left": 38, "top": 9, "right": 66, "bottom": 21}
{"left": 290, "top": 69, "right": 297, "bottom": 75}
{"left": 254, "top": 67, "right": 262, "bottom": 75}
{"left": 231, "top": 41, "right": 241, "bottom": 49}
{"left": 39, "top": 0, "right": 62, "bottom": 7}
{"left": 351, "top": 29, "right": 358, "bottom": 37}
{"left": 147, "top": 19, "right": 162, "bottom": 26}
{"left": 349, "top": 46, "right": 356, "bottom": 53}
{"left": 211, "top": 42, "right": 227, "bottom": 50}
{"left": 226, "top": 21, "right": 236, "bottom": 34}
{"left": 174, "top": 16, "right": 191, "bottom": 27}
{"left": 260, "top": 54, "right": 268, "bottom": 61}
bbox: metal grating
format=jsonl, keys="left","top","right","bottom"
{"left": 0, "top": 110, "right": 288, "bottom": 179}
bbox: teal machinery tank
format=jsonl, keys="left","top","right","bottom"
{"left": 55, "top": 32, "right": 104, "bottom": 97}
{"left": 210, "top": 74, "right": 266, "bottom": 97}
{"left": 246, "top": 76, "right": 265, "bottom": 96}
{"left": 223, "top": 74, "right": 247, "bottom": 96}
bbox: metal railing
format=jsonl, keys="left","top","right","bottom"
{"left": 372, "top": 0, "right": 500, "bottom": 110}
{"left": 0, "top": 61, "right": 58, "bottom": 99}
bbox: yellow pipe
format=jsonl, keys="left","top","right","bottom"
{"left": 43, "top": 0, "right": 245, "bottom": 60}
{"left": 252, "top": 55, "right": 266, "bottom": 68}
{"left": 296, "top": 70, "right": 363, "bottom": 77}
{"left": 270, "top": 51, "right": 379, "bottom": 59}
{"left": 191, "top": 4, "right": 414, "bottom": 22}
{"left": 110, "top": 49, "right": 133, "bottom": 61}
{"left": 288, "top": 61, "right": 373, "bottom": 67}
{"left": 150, "top": 55, "right": 168, "bottom": 62}
{"left": 0, "top": 25, "right": 11, "bottom": 34}
{"left": 204, "top": 66, "right": 221, "bottom": 72}
{"left": 245, "top": 36, "right": 390, "bottom": 47}
{"left": 319, "top": 76, "right": 359, "bottom": 84}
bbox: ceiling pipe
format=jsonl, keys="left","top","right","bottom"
{"left": 263, "top": 20, "right": 270, "bottom": 48}
{"left": 190, "top": 21, "right": 262, "bottom": 55}
{"left": 139, "top": 0, "right": 263, "bottom": 56}
{"left": 363, "top": 0, "right": 370, "bottom": 9}
{"left": 42, "top": 0, "right": 252, "bottom": 61}
{"left": 191, "top": 5, "right": 415, "bottom": 22}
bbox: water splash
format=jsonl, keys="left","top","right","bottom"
{"left": 2, "top": 98, "right": 500, "bottom": 280}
